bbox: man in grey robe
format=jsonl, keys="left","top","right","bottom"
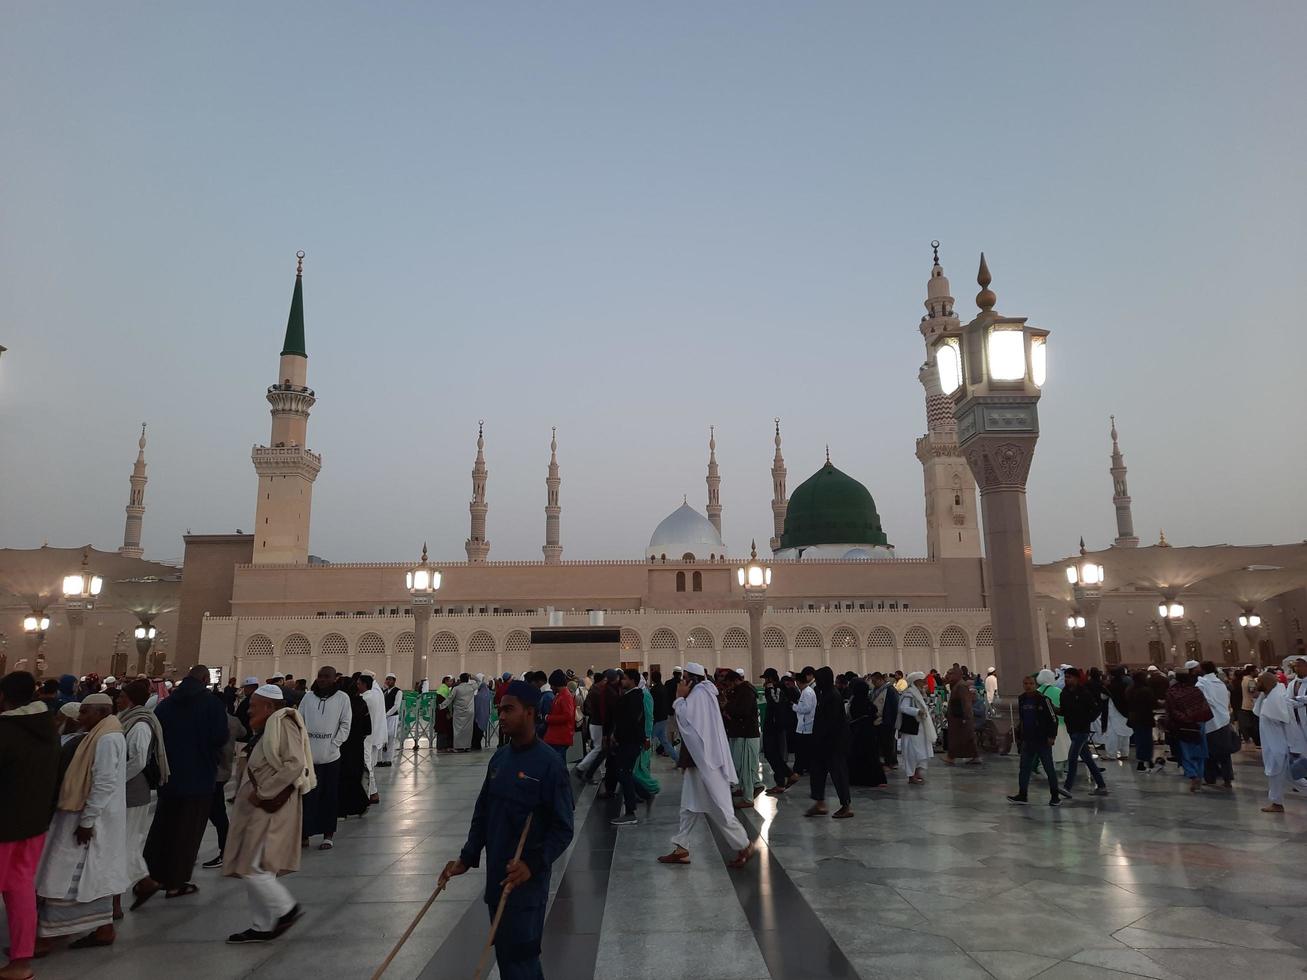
{"left": 448, "top": 674, "right": 479, "bottom": 752}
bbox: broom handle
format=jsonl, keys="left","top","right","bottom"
{"left": 472, "top": 812, "right": 534, "bottom": 980}
{"left": 369, "top": 878, "right": 448, "bottom": 980}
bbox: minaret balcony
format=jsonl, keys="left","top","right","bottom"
{"left": 266, "top": 385, "right": 316, "bottom": 415}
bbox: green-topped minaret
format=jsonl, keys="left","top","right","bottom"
{"left": 252, "top": 250, "right": 322, "bottom": 565}
{"left": 280, "top": 250, "right": 307, "bottom": 357}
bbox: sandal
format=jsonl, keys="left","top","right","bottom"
{"left": 69, "top": 932, "right": 115, "bottom": 950}
{"left": 726, "top": 844, "right": 755, "bottom": 869}
{"left": 318, "top": 840, "right": 334, "bottom": 850}
{"left": 130, "top": 881, "right": 161, "bottom": 910}
{"left": 165, "top": 883, "right": 199, "bottom": 899}
{"left": 803, "top": 804, "right": 828, "bottom": 817}
{"left": 657, "top": 848, "right": 691, "bottom": 865}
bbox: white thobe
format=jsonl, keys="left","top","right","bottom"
{"left": 1285, "top": 676, "right": 1307, "bottom": 755}
{"left": 244, "top": 838, "right": 296, "bottom": 933}
{"left": 1105, "top": 700, "right": 1132, "bottom": 758}
{"left": 1255, "top": 688, "right": 1293, "bottom": 804}
{"left": 672, "top": 683, "right": 750, "bottom": 853}
{"left": 899, "top": 691, "right": 936, "bottom": 777}
{"left": 36, "top": 733, "right": 130, "bottom": 904}
{"left": 122, "top": 720, "right": 154, "bottom": 883}
{"left": 360, "top": 685, "right": 387, "bottom": 794}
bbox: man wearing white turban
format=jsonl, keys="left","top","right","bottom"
{"left": 657, "top": 664, "right": 754, "bottom": 868}
{"left": 898, "top": 673, "right": 936, "bottom": 784}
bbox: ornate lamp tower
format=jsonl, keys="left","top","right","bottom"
{"left": 62, "top": 551, "right": 104, "bottom": 677}
{"left": 406, "top": 544, "right": 442, "bottom": 688}
{"left": 1066, "top": 541, "right": 1105, "bottom": 668}
{"left": 928, "top": 255, "right": 1048, "bottom": 694}
{"left": 736, "top": 540, "right": 772, "bottom": 680}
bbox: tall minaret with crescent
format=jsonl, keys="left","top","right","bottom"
{"left": 252, "top": 252, "right": 321, "bottom": 565}
{"left": 705, "top": 426, "right": 722, "bottom": 537}
{"left": 914, "top": 242, "right": 981, "bottom": 561}
{"left": 118, "top": 423, "right": 148, "bottom": 558}
{"left": 543, "top": 427, "right": 562, "bottom": 564}
{"left": 769, "top": 418, "right": 788, "bottom": 555}
{"left": 466, "top": 422, "right": 490, "bottom": 563}
{"left": 1109, "top": 416, "right": 1139, "bottom": 548}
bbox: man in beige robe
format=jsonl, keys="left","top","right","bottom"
{"left": 222, "top": 685, "right": 315, "bottom": 944}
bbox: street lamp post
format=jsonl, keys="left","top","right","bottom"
{"left": 23, "top": 612, "right": 51, "bottom": 679}
{"left": 406, "top": 544, "right": 442, "bottom": 690}
{"left": 1157, "top": 600, "right": 1186, "bottom": 661}
{"left": 1237, "top": 610, "right": 1265, "bottom": 665}
{"left": 62, "top": 552, "right": 104, "bottom": 678}
{"left": 933, "top": 255, "right": 1048, "bottom": 695}
{"left": 737, "top": 540, "right": 772, "bottom": 681}
{"left": 1066, "top": 546, "right": 1105, "bottom": 667}
{"left": 134, "top": 622, "right": 158, "bottom": 676}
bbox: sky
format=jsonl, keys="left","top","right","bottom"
{"left": 2, "top": 2, "right": 1304, "bottom": 567}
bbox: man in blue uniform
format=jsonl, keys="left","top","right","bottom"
{"left": 440, "top": 680, "right": 574, "bottom": 979}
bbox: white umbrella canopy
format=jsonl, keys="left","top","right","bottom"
{"left": 1192, "top": 561, "right": 1307, "bottom": 609}
{"left": 0, "top": 545, "right": 179, "bottom": 611}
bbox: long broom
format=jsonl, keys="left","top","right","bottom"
{"left": 472, "top": 813, "right": 533, "bottom": 980}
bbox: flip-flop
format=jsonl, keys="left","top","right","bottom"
{"left": 165, "top": 883, "right": 199, "bottom": 899}
{"left": 656, "top": 849, "right": 691, "bottom": 865}
{"left": 726, "top": 845, "right": 755, "bottom": 869}
{"left": 318, "top": 840, "right": 334, "bottom": 850}
{"left": 130, "top": 882, "right": 161, "bottom": 910}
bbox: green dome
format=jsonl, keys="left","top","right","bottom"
{"left": 780, "top": 462, "right": 889, "bottom": 550}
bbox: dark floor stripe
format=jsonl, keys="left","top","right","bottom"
{"left": 708, "top": 810, "right": 860, "bottom": 980}
{"left": 416, "top": 784, "right": 613, "bottom": 979}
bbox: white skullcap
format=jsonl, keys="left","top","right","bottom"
{"left": 906, "top": 671, "right": 926, "bottom": 683}
{"left": 735, "top": 668, "right": 746, "bottom": 677}
{"left": 1184, "top": 660, "right": 1200, "bottom": 670}
{"left": 163, "top": 681, "right": 173, "bottom": 689}
{"left": 254, "top": 684, "right": 285, "bottom": 700}
{"left": 82, "top": 693, "right": 113, "bottom": 707}
{"left": 1036, "top": 669, "right": 1057, "bottom": 685}
{"left": 475, "top": 673, "right": 485, "bottom": 682}
{"left": 673, "top": 665, "right": 682, "bottom": 671}
{"left": 242, "top": 676, "right": 260, "bottom": 686}
{"left": 1058, "top": 664, "right": 1073, "bottom": 671}
{"left": 385, "top": 673, "right": 397, "bottom": 680}
{"left": 1286, "top": 655, "right": 1307, "bottom": 665}
{"left": 103, "top": 676, "right": 117, "bottom": 684}
{"left": 987, "top": 667, "right": 995, "bottom": 674}
{"left": 683, "top": 662, "right": 706, "bottom": 677}
{"left": 362, "top": 669, "right": 376, "bottom": 679}
{"left": 1147, "top": 664, "right": 1160, "bottom": 671}
{"left": 60, "top": 701, "right": 81, "bottom": 719}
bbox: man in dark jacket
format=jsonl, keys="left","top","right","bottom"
{"left": 761, "top": 668, "right": 796, "bottom": 795}
{"left": 721, "top": 670, "right": 764, "bottom": 802}
{"left": 0, "top": 670, "right": 60, "bottom": 977}
{"left": 805, "top": 667, "right": 852, "bottom": 818}
{"left": 1009, "top": 674, "right": 1062, "bottom": 806}
{"left": 649, "top": 670, "right": 678, "bottom": 762}
{"left": 137, "top": 665, "right": 229, "bottom": 903}
{"left": 606, "top": 669, "right": 651, "bottom": 826}
{"left": 870, "top": 673, "right": 900, "bottom": 769}
{"left": 1059, "top": 669, "right": 1108, "bottom": 798}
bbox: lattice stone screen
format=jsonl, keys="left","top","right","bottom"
{"left": 763, "top": 627, "right": 786, "bottom": 649}
{"left": 468, "top": 632, "right": 496, "bottom": 653}
{"left": 245, "top": 634, "right": 273, "bottom": 658}
{"left": 283, "top": 634, "right": 311, "bottom": 657}
{"left": 505, "top": 631, "right": 530, "bottom": 652}
{"left": 868, "top": 627, "right": 895, "bottom": 648}
{"left": 358, "top": 633, "right": 385, "bottom": 658}
{"left": 395, "top": 633, "right": 416, "bottom": 657}
{"left": 939, "top": 626, "right": 968, "bottom": 647}
{"left": 831, "top": 627, "right": 859, "bottom": 648}
{"left": 795, "top": 627, "right": 822, "bottom": 648}
{"left": 432, "top": 632, "right": 459, "bottom": 654}
{"left": 620, "top": 629, "right": 642, "bottom": 651}
{"left": 650, "top": 628, "right": 678, "bottom": 650}
{"left": 904, "top": 626, "right": 932, "bottom": 647}
{"left": 975, "top": 625, "right": 994, "bottom": 646}
{"left": 322, "top": 634, "right": 348, "bottom": 661}
{"left": 722, "top": 628, "right": 749, "bottom": 649}
{"left": 686, "top": 628, "right": 713, "bottom": 651}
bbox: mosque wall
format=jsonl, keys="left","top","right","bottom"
{"left": 0, "top": 601, "right": 181, "bottom": 680}
{"left": 198, "top": 607, "right": 996, "bottom": 686}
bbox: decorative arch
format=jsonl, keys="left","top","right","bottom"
{"left": 763, "top": 627, "right": 786, "bottom": 649}
{"left": 321, "top": 633, "right": 348, "bottom": 663}
{"left": 722, "top": 627, "right": 749, "bottom": 650}
{"left": 903, "top": 626, "right": 932, "bottom": 648}
{"left": 686, "top": 627, "right": 714, "bottom": 651}
{"left": 975, "top": 625, "right": 994, "bottom": 646}
{"left": 650, "top": 628, "right": 678, "bottom": 650}
{"left": 283, "top": 633, "right": 311, "bottom": 658}
{"left": 795, "top": 627, "right": 823, "bottom": 649}
{"left": 505, "top": 631, "right": 531, "bottom": 652}
{"left": 868, "top": 626, "right": 895, "bottom": 648}
{"left": 432, "top": 632, "right": 459, "bottom": 655}
{"left": 395, "top": 632, "right": 416, "bottom": 658}
{"left": 358, "top": 632, "right": 385, "bottom": 658}
{"left": 830, "top": 626, "right": 859, "bottom": 649}
{"left": 245, "top": 634, "right": 273, "bottom": 658}
{"left": 468, "top": 631, "right": 496, "bottom": 653}
{"left": 620, "top": 629, "right": 642, "bottom": 652}
{"left": 939, "top": 625, "right": 968, "bottom": 647}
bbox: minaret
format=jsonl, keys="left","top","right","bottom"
{"left": 252, "top": 251, "right": 321, "bottom": 565}
{"left": 705, "top": 426, "right": 722, "bottom": 537}
{"left": 769, "top": 418, "right": 788, "bottom": 554}
{"left": 915, "top": 242, "right": 982, "bottom": 561}
{"left": 466, "top": 421, "right": 490, "bottom": 563}
{"left": 1109, "top": 416, "right": 1139, "bottom": 547}
{"left": 543, "top": 427, "right": 562, "bottom": 564}
{"left": 118, "top": 423, "right": 148, "bottom": 558}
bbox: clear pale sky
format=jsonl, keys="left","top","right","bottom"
{"left": 2, "top": 2, "right": 1304, "bottom": 566}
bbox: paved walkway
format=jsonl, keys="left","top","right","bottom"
{"left": 12, "top": 745, "right": 1307, "bottom": 979}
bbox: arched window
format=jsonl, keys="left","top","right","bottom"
{"left": 432, "top": 632, "right": 459, "bottom": 655}
{"left": 395, "top": 632, "right": 416, "bottom": 659}
{"left": 975, "top": 625, "right": 994, "bottom": 647}
{"left": 468, "top": 631, "right": 496, "bottom": 653}
{"left": 682, "top": 553, "right": 695, "bottom": 562}
{"left": 692, "top": 571, "right": 703, "bottom": 592}
{"left": 763, "top": 627, "right": 786, "bottom": 649}
{"left": 903, "top": 626, "right": 932, "bottom": 648}
{"left": 675, "top": 571, "right": 686, "bottom": 592}
{"left": 831, "top": 626, "right": 859, "bottom": 649}
{"left": 868, "top": 627, "right": 895, "bottom": 648}
{"left": 687, "top": 627, "right": 713, "bottom": 651}
{"left": 620, "top": 629, "right": 642, "bottom": 652}
{"left": 358, "top": 633, "right": 385, "bottom": 658}
{"left": 650, "top": 628, "right": 678, "bottom": 650}
{"left": 940, "top": 626, "right": 968, "bottom": 647}
{"left": 722, "top": 628, "right": 749, "bottom": 650}
{"left": 505, "top": 631, "right": 531, "bottom": 652}
{"left": 795, "top": 627, "right": 822, "bottom": 649}
{"left": 283, "top": 634, "right": 311, "bottom": 657}
{"left": 245, "top": 634, "right": 273, "bottom": 658}
{"left": 321, "top": 633, "right": 348, "bottom": 663}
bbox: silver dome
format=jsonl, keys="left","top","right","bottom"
{"left": 646, "top": 502, "right": 726, "bottom": 560}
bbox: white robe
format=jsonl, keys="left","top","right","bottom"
{"left": 673, "top": 680, "right": 737, "bottom": 818}
{"left": 1255, "top": 686, "right": 1293, "bottom": 802}
{"left": 899, "top": 687, "right": 936, "bottom": 776}
{"left": 449, "top": 681, "right": 478, "bottom": 749}
{"left": 36, "top": 732, "right": 130, "bottom": 903}
{"left": 361, "top": 685, "right": 387, "bottom": 750}
{"left": 1285, "top": 676, "right": 1307, "bottom": 755}
{"left": 1105, "top": 700, "right": 1132, "bottom": 758}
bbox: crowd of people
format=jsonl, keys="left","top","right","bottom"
{"left": 3, "top": 652, "right": 1305, "bottom": 978}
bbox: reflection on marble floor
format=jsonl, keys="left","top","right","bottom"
{"left": 7, "top": 746, "right": 1307, "bottom": 979}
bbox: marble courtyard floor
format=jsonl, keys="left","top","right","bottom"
{"left": 11, "top": 746, "right": 1307, "bottom": 980}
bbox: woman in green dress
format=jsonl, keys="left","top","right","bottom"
{"left": 633, "top": 682, "right": 660, "bottom": 798}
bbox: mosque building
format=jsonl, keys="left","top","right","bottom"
{"left": 4, "top": 248, "right": 1306, "bottom": 682}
